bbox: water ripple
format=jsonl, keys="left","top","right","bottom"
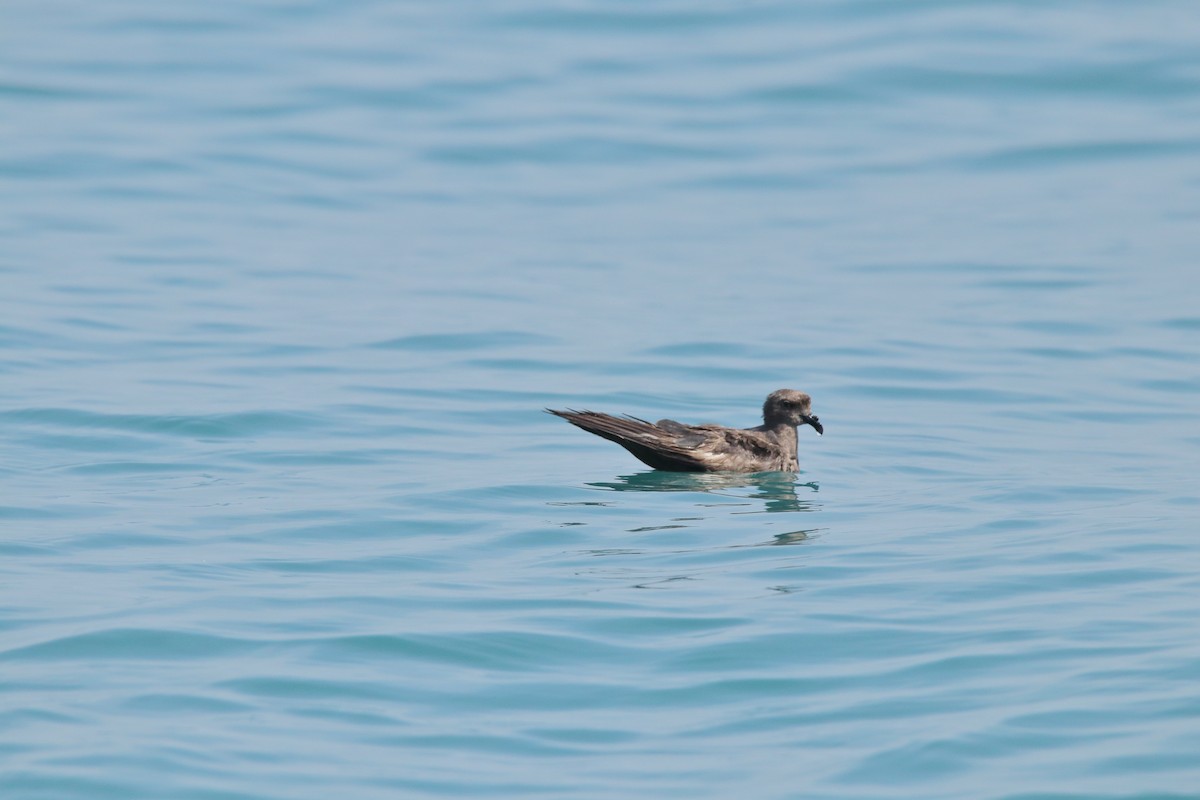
{"left": 1, "top": 629, "right": 259, "bottom": 662}
{"left": 4, "top": 408, "right": 324, "bottom": 438}
{"left": 4, "top": 0, "right": 1199, "bottom": 797}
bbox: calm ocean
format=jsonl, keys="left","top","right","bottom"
{"left": 3, "top": 1, "right": 1199, "bottom": 798}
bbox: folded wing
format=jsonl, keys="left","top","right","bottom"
{"left": 547, "top": 409, "right": 787, "bottom": 472}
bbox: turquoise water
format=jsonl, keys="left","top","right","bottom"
{"left": 4, "top": 1, "right": 1200, "bottom": 798}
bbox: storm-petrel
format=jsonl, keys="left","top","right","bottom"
{"left": 547, "top": 389, "right": 822, "bottom": 473}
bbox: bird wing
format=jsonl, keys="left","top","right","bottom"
{"left": 699, "top": 426, "right": 791, "bottom": 472}
{"left": 548, "top": 410, "right": 787, "bottom": 472}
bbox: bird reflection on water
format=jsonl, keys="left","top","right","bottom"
{"left": 587, "top": 470, "right": 820, "bottom": 544}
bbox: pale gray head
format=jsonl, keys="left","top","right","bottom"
{"left": 762, "top": 389, "right": 822, "bottom": 434}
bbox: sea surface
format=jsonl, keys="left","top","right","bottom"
{"left": 3, "top": 2, "right": 1200, "bottom": 798}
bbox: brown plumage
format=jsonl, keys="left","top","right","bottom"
{"left": 547, "top": 389, "right": 822, "bottom": 473}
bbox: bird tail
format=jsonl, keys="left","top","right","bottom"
{"left": 545, "top": 409, "right": 708, "bottom": 471}
{"left": 545, "top": 409, "right": 660, "bottom": 444}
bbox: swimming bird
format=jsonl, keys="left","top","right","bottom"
{"left": 547, "top": 389, "right": 822, "bottom": 473}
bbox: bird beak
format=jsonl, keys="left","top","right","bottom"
{"left": 802, "top": 415, "right": 823, "bottom": 436}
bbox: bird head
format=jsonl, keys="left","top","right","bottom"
{"left": 763, "top": 389, "right": 822, "bottom": 434}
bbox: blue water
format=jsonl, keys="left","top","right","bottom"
{"left": 4, "top": 1, "right": 1200, "bottom": 798}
